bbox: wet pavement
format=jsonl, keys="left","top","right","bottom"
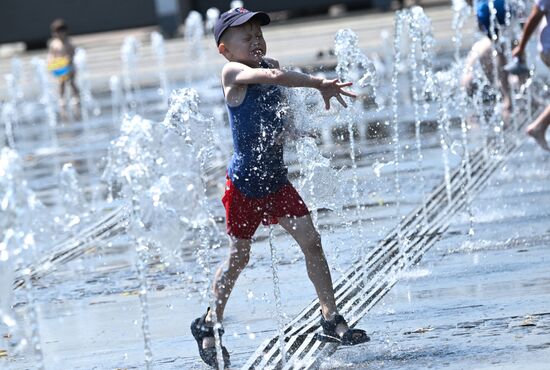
{"left": 325, "top": 140, "right": 550, "bottom": 369}
{"left": 2, "top": 112, "right": 549, "bottom": 369}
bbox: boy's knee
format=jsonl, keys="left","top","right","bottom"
{"left": 312, "top": 231, "right": 322, "bottom": 245}
{"left": 304, "top": 230, "right": 322, "bottom": 250}
{"left": 229, "top": 244, "right": 251, "bottom": 270}
{"left": 231, "top": 254, "right": 249, "bottom": 272}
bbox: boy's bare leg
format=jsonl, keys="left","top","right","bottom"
{"left": 203, "top": 237, "right": 251, "bottom": 348}
{"left": 497, "top": 52, "right": 513, "bottom": 123}
{"left": 59, "top": 81, "right": 68, "bottom": 120}
{"left": 526, "top": 104, "right": 550, "bottom": 150}
{"left": 70, "top": 75, "right": 80, "bottom": 98}
{"left": 69, "top": 75, "right": 80, "bottom": 103}
{"left": 59, "top": 80, "right": 66, "bottom": 100}
{"left": 279, "top": 215, "right": 354, "bottom": 338}
{"left": 68, "top": 75, "right": 81, "bottom": 119}
{"left": 461, "top": 38, "right": 492, "bottom": 95}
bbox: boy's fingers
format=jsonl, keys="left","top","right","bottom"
{"left": 336, "top": 94, "right": 347, "bottom": 108}
{"left": 341, "top": 90, "right": 357, "bottom": 98}
{"left": 337, "top": 82, "right": 353, "bottom": 87}
{"left": 324, "top": 97, "right": 331, "bottom": 110}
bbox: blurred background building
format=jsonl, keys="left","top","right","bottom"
{"left": 0, "top": 0, "right": 390, "bottom": 49}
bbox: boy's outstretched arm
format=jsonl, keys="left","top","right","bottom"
{"left": 222, "top": 61, "right": 357, "bottom": 110}
{"left": 513, "top": 5, "right": 544, "bottom": 57}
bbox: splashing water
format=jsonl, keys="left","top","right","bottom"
{"left": 103, "top": 88, "right": 224, "bottom": 367}
{"left": 109, "top": 75, "right": 124, "bottom": 125}
{"left": 161, "top": 88, "right": 224, "bottom": 366}
{"left": 432, "top": 70, "right": 455, "bottom": 206}
{"left": 9, "top": 57, "right": 24, "bottom": 102}
{"left": 230, "top": 1, "right": 244, "bottom": 9}
{"left": 0, "top": 149, "right": 20, "bottom": 334}
{"left": 451, "top": 0, "right": 476, "bottom": 235}
{"left": 103, "top": 113, "right": 159, "bottom": 368}
{"left": 1, "top": 95, "right": 17, "bottom": 149}
{"left": 471, "top": 60, "right": 493, "bottom": 159}
{"left": 103, "top": 109, "right": 217, "bottom": 261}
{"left": 184, "top": 11, "right": 205, "bottom": 82}
{"left": 4, "top": 71, "right": 20, "bottom": 149}
{"left": 0, "top": 148, "right": 47, "bottom": 368}
{"left": 452, "top": 0, "right": 471, "bottom": 63}
{"left": 285, "top": 85, "right": 346, "bottom": 270}
{"left": 74, "top": 48, "right": 100, "bottom": 121}
{"left": 334, "top": 28, "right": 378, "bottom": 259}
{"left": 205, "top": 8, "right": 220, "bottom": 34}
{"left": 391, "top": 11, "right": 406, "bottom": 256}
{"left": 58, "top": 163, "right": 85, "bottom": 228}
{"left": 487, "top": 0, "right": 507, "bottom": 150}
{"left": 268, "top": 226, "right": 287, "bottom": 367}
{"left": 501, "top": 0, "right": 527, "bottom": 133}
{"left": 287, "top": 87, "right": 344, "bottom": 224}
{"left": 31, "top": 57, "right": 58, "bottom": 132}
{"left": 296, "top": 138, "right": 344, "bottom": 215}
{"left": 151, "top": 31, "right": 171, "bottom": 107}
{"left": 407, "top": 7, "right": 436, "bottom": 229}
{"left": 121, "top": 36, "right": 142, "bottom": 112}
{"left": 334, "top": 29, "right": 378, "bottom": 102}
{"left": 73, "top": 48, "right": 102, "bottom": 208}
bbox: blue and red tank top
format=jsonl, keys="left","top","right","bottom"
{"left": 226, "top": 61, "right": 289, "bottom": 198}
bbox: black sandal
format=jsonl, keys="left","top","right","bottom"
{"left": 190, "top": 308, "right": 231, "bottom": 369}
{"left": 315, "top": 313, "right": 370, "bottom": 346}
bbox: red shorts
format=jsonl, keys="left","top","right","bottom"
{"left": 222, "top": 178, "right": 310, "bottom": 240}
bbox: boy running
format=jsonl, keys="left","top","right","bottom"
{"left": 190, "top": 7, "right": 370, "bottom": 368}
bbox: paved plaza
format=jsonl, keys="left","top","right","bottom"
{"left": 1, "top": 3, "right": 549, "bottom": 370}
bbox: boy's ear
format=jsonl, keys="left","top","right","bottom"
{"left": 218, "top": 43, "right": 226, "bottom": 55}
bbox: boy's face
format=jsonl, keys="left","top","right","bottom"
{"left": 219, "top": 20, "right": 266, "bottom": 66}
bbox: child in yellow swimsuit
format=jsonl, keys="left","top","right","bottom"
{"left": 47, "top": 18, "right": 80, "bottom": 119}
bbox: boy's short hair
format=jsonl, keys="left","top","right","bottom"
{"left": 214, "top": 8, "right": 270, "bottom": 45}
{"left": 50, "top": 18, "right": 68, "bottom": 33}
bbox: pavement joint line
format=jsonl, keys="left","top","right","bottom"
{"left": 242, "top": 104, "right": 542, "bottom": 369}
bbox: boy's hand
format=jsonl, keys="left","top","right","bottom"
{"left": 318, "top": 79, "right": 357, "bottom": 110}
{"left": 512, "top": 46, "right": 524, "bottom": 59}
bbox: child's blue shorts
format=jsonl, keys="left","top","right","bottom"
{"left": 477, "top": 0, "right": 508, "bottom": 38}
